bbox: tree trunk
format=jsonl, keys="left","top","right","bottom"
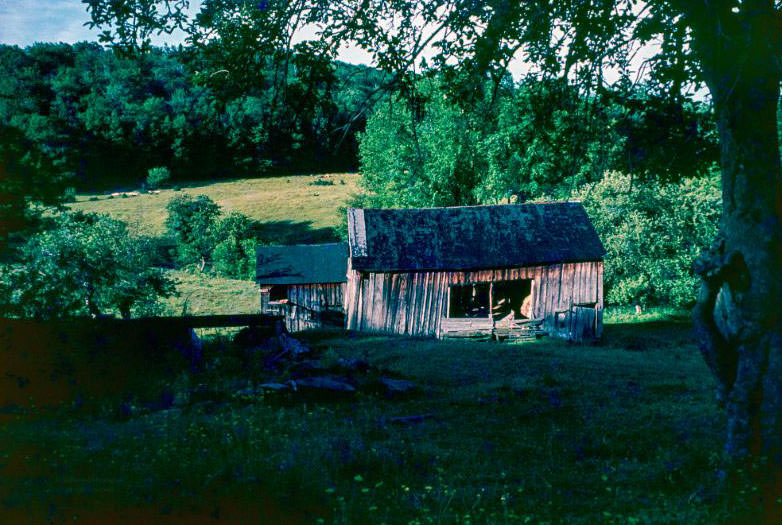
{"left": 695, "top": 50, "right": 782, "bottom": 460}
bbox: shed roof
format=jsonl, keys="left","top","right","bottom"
{"left": 256, "top": 243, "right": 348, "bottom": 284}
{"left": 347, "top": 202, "right": 605, "bottom": 272}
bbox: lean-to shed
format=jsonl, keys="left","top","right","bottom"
{"left": 345, "top": 203, "right": 606, "bottom": 341}
{"left": 256, "top": 243, "right": 348, "bottom": 332}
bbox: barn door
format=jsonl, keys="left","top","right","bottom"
{"left": 570, "top": 306, "right": 597, "bottom": 343}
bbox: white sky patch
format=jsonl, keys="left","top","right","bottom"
{"left": 0, "top": 0, "right": 199, "bottom": 47}
{"left": 292, "top": 22, "right": 374, "bottom": 66}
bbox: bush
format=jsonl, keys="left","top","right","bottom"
{"left": 212, "top": 213, "right": 262, "bottom": 279}
{"left": 165, "top": 194, "right": 222, "bottom": 270}
{"left": 62, "top": 187, "right": 77, "bottom": 203}
{"left": 146, "top": 166, "right": 171, "bottom": 189}
{"left": 0, "top": 212, "right": 176, "bottom": 319}
{"left": 164, "top": 195, "right": 265, "bottom": 279}
{"left": 576, "top": 171, "right": 721, "bottom": 308}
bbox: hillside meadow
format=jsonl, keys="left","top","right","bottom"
{"left": 3, "top": 312, "right": 768, "bottom": 524}
{"left": 69, "top": 174, "right": 360, "bottom": 238}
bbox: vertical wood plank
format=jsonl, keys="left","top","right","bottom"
{"left": 418, "top": 272, "right": 427, "bottom": 336}
{"left": 397, "top": 274, "right": 408, "bottom": 335}
{"left": 429, "top": 272, "right": 438, "bottom": 338}
{"left": 422, "top": 272, "right": 432, "bottom": 336}
{"left": 362, "top": 274, "right": 370, "bottom": 330}
{"left": 435, "top": 272, "right": 447, "bottom": 337}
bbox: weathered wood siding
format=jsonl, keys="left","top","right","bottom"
{"left": 345, "top": 261, "right": 603, "bottom": 339}
{"left": 260, "top": 283, "right": 345, "bottom": 332}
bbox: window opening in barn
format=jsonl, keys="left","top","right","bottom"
{"left": 491, "top": 279, "right": 534, "bottom": 321}
{"left": 269, "top": 285, "right": 288, "bottom": 303}
{"left": 448, "top": 283, "right": 491, "bottom": 318}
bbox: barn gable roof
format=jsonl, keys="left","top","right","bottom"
{"left": 256, "top": 243, "right": 348, "bottom": 284}
{"left": 347, "top": 202, "right": 605, "bottom": 272}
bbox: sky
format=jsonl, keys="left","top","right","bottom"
{"left": 0, "top": 0, "right": 195, "bottom": 47}
{"left": 0, "top": 0, "right": 97, "bottom": 47}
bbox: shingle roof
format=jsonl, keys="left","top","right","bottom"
{"left": 255, "top": 243, "right": 348, "bottom": 284}
{"left": 347, "top": 202, "right": 605, "bottom": 272}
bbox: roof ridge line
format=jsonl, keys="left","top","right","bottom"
{"left": 352, "top": 201, "right": 583, "bottom": 212}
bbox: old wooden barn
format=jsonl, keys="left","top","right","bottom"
{"left": 345, "top": 203, "right": 606, "bottom": 341}
{"left": 256, "top": 243, "right": 348, "bottom": 332}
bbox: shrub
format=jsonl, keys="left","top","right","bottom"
{"left": 0, "top": 212, "right": 176, "bottom": 319}
{"left": 576, "top": 171, "right": 721, "bottom": 308}
{"left": 62, "top": 187, "right": 77, "bottom": 203}
{"left": 165, "top": 194, "right": 221, "bottom": 270}
{"left": 146, "top": 166, "right": 171, "bottom": 189}
{"left": 164, "top": 196, "right": 264, "bottom": 279}
{"left": 212, "top": 213, "right": 262, "bottom": 280}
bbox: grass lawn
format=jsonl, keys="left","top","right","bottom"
{"left": 162, "top": 270, "right": 259, "bottom": 317}
{"left": 3, "top": 313, "right": 770, "bottom": 524}
{"left": 69, "top": 174, "right": 360, "bottom": 239}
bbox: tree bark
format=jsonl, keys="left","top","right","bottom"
{"left": 693, "top": 21, "right": 782, "bottom": 460}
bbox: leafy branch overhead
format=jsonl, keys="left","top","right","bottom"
{"left": 83, "top": 0, "right": 191, "bottom": 55}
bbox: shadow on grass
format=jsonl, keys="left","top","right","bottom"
{"left": 604, "top": 318, "right": 695, "bottom": 352}
{"left": 254, "top": 219, "right": 340, "bottom": 245}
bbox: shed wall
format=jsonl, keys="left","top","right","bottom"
{"left": 260, "top": 283, "right": 345, "bottom": 332}
{"left": 345, "top": 260, "right": 603, "bottom": 339}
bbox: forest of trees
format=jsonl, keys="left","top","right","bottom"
{"left": 0, "top": 41, "right": 385, "bottom": 190}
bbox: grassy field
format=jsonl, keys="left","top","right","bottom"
{"left": 2, "top": 314, "right": 773, "bottom": 524}
{"left": 162, "top": 270, "right": 259, "bottom": 316}
{"left": 70, "top": 174, "right": 360, "bottom": 238}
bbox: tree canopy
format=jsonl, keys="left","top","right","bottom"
{"left": 0, "top": 41, "right": 386, "bottom": 191}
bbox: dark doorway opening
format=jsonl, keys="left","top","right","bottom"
{"left": 269, "top": 285, "right": 288, "bottom": 303}
{"left": 492, "top": 280, "right": 533, "bottom": 320}
{"left": 448, "top": 283, "right": 491, "bottom": 318}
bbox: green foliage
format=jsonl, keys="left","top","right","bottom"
{"left": 145, "top": 166, "right": 171, "bottom": 189}
{"left": 357, "top": 77, "right": 713, "bottom": 210}
{"left": 578, "top": 171, "right": 721, "bottom": 308}
{"left": 0, "top": 123, "right": 66, "bottom": 247}
{"left": 0, "top": 41, "right": 383, "bottom": 190}
{"left": 211, "top": 212, "right": 262, "bottom": 280}
{"left": 0, "top": 212, "right": 175, "bottom": 319}
{"left": 164, "top": 194, "right": 222, "bottom": 269}
{"left": 83, "top": 0, "right": 190, "bottom": 55}
{"left": 358, "top": 78, "right": 485, "bottom": 208}
{"left": 164, "top": 194, "right": 266, "bottom": 279}
{"left": 478, "top": 79, "right": 619, "bottom": 201}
